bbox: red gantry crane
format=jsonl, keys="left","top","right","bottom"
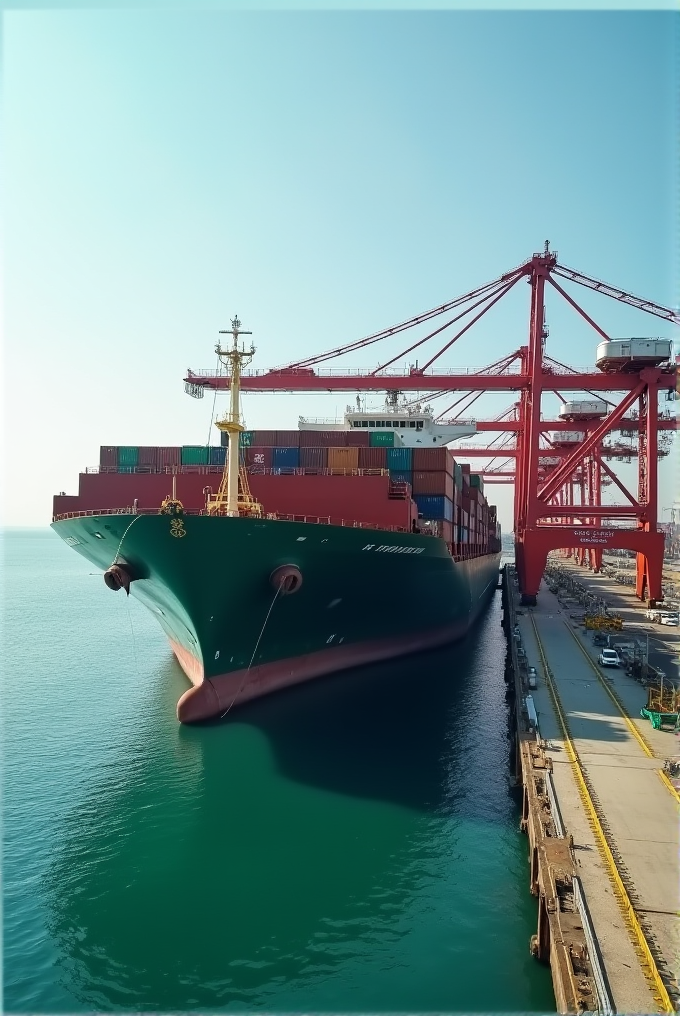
{"left": 186, "top": 244, "right": 678, "bottom": 606}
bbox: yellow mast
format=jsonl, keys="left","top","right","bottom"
{"left": 206, "top": 316, "right": 262, "bottom": 517}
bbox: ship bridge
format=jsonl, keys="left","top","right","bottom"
{"left": 298, "top": 406, "right": 477, "bottom": 448}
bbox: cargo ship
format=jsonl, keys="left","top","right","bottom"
{"left": 51, "top": 319, "right": 502, "bottom": 723}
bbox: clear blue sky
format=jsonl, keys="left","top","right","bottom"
{"left": 3, "top": 8, "right": 678, "bottom": 528}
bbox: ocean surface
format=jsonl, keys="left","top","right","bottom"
{"left": 3, "top": 529, "right": 555, "bottom": 1013}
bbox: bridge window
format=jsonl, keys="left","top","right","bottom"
{"left": 361, "top": 420, "right": 368, "bottom": 427}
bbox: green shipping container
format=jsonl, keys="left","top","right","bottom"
{"left": 118, "top": 446, "right": 139, "bottom": 468}
{"left": 181, "top": 445, "right": 209, "bottom": 465}
{"left": 470, "top": 474, "right": 484, "bottom": 495}
{"left": 221, "top": 430, "right": 254, "bottom": 448}
{"left": 369, "top": 430, "right": 395, "bottom": 447}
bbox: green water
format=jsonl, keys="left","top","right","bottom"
{"left": 3, "top": 530, "right": 555, "bottom": 1012}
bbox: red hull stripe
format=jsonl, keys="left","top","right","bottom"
{"left": 173, "top": 622, "right": 466, "bottom": 723}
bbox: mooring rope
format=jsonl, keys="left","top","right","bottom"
{"left": 220, "top": 585, "right": 282, "bottom": 719}
{"left": 111, "top": 513, "right": 144, "bottom": 565}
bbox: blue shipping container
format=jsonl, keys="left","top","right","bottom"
{"left": 272, "top": 447, "right": 300, "bottom": 469}
{"left": 386, "top": 446, "right": 412, "bottom": 471}
{"left": 389, "top": 469, "right": 412, "bottom": 486}
{"left": 414, "top": 495, "right": 454, "bottom": 522}
{"left": 209, "top": 446, "right": 226, "bottom": 465}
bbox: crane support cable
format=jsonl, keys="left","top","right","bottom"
{"left": 277, "top": 265, "right": 528, "bottom": 370}
{"left": 553, "top": 264, "right": 680, "bottom": 325}
{"left": 373, "top": 277, "right": 521, "bottom": 374}
{"left": 420, "top": 272, "right": 525, "bottom": 372}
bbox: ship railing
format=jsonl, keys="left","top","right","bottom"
{"left": 87, "top": 465, "right": 393, "bottom": 477}
{"left": 51, "top": 507, "right": 410, "bottom": 533}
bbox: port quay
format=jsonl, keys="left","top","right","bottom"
{"left": 502, "top": 561, "right": 679, "bottom": 1014}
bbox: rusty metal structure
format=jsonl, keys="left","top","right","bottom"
{"left": 186, "top": 244, "right": 678, "bottom": 606}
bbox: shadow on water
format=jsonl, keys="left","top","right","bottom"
{"left": 36, "top": 592, "right": 555, "bottom": 1013}
{"left": 189, "top": 595, "right": 512, "bottom": 817}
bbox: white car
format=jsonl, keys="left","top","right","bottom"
{"left": 660, "top": 614, "right": 679, "bottom": 626}
{"left": 599, "top": 649, "right": 621, "bottom": 668}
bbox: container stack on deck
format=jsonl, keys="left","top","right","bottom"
{"left": 53, "top": 434, "right": 501, "bottom": 556}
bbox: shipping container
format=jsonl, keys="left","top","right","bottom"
{"left": 181, "top": 445, "right": 209, "bottom": 465}
{"left": 275, "top": 430, "right": 300, "bottom": 447}
{"left": 327, "top": 447, "right": 359, "bottom": 470}
{"left": 99, "top": 446, "right": 118, "bottom": 470}
{"left": 389, "top": 469, "right": 412, "bottom": 487}
{"left": 251, "top": 430, "right": 278, "bottom": 447}
{"left": 369, "top": 430, "right": 395, "bottom": 447}
{"left": 412, "top": 447, "right": 453, "bottom": 473}
{"left": 470, "top": 474, "right": 484, "bottom": 495}
{"left": 299, "top": 446, "right": 328, "bottom": 469}
{"left": 138, "top": 446, "right": 159, "bottom": 468}
{"left": 414, "top": 494, "right": 454, "bottom": 522}
{"left": 412, "top": 470, "right": 454, "bottom": 501}
{"left": 209, "top": 446, "right": 226, "bottom": 466}
{"left": 299, "top": 430, "right": 346, "bottom": 447}
{"left": 345, "top": 429, "right": 370, "bottom": 447}
{"left": 386, "top": 446, "right": 413, "bottom": 471}
{"left": 272, "top": 447, "right": 300, "bottom": 470}
{"left": 158, "top": 446, "right": 181, "bottom": 467}
{"left": 118, "top": 446, "right": 139, "bottom": 472}
{"left": 245, "top": 446, "right": 273, "bottom": 471}
{"left": 221, "top": 430, "right": 254, "bottom": 448}
{"left": 461, "top": 527, "right": 469, "bottom": 543}
{"left": 454, "top": 463, "right": 463, "bottom": 490}
{"left": 358, "top": 446, "right": 387, "bottom": 469}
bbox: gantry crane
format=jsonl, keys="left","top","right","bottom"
{"left": 185, "top": 244, "right": 678, "bottom": 605}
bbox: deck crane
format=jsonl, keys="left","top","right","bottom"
{"left": 186, "top": 244, "right": 678, "bottom": 606}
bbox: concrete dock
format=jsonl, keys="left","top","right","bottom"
{"left": 505, "top": 567, "right": 679, "bottom": 1014}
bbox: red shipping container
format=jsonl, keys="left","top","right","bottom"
{"left": 411, "top": 470, "right": 454, "bottom": 501}
{"left": 299, "top": 430, "right": 347, "bottom": 447}
{"left": 358, "top": 447, "right": 387, "bottom": 469}
{"left": 275, "top": 430, "right": 300, "bottom": 447}
{"left": 299, "top": 447, "right": 328, "bottom": 469}
{"left": 158, "top": 446, "right": 181, "bottom": 467}
{"left": 99, "top": 446, "right": 118, "bottom": 469}
{"left": 245, "top": 446, "right": 273, "bottom": 470}
{"left": 345, "top": 429, "right": 370, "bottom": 446}
{"left": 248, "top": 472, "right": 411, "bottom": 529}
{"left": 251, "top": 430, "right": 278, "bottom": 446}
{"left": 138, "top": 446, "right": 159, "bottom": 468}
{"left": 412, "top": 448, "right": 454, "bottom": 473}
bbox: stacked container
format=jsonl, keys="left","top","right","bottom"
{"left": 272, "top": 447, "right": 300, "bottom": 470}
{"left": 181, "top": 446, "right": 209, "bottom": 466}
{"left": 117, "top": 447, "right": 139, "bottom": 473}
{"left": 100, "top": 446, "right": 118, "bottom": 471}
{"left": 411, "top": 447, "right": 455, "bottom": 526}
{"left": 327, "top": 447, "right": 359, "bottom": 471}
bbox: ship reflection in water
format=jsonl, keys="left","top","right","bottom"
{"left": 42, "top": 593, "right": 554, "bottom": 1013}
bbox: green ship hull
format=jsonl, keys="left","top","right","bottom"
{"left": 51, "top": 513, "right": 501, "bottom": 722}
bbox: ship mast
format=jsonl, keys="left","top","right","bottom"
{"left": 207, "top": 316, "right": 262, "bottom": 517}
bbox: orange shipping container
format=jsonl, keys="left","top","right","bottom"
{"left": 328, "top": 447, "right": 359, "bottom": 470}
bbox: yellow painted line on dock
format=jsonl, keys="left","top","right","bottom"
{"left": 562, "top": 621, "right": 657, "bottom": 759}
{"left": 657, "top": 769, "right": 680, "bottom": 805}
{"left": 529, "top": 612, "right": 675, "bottom": 1014}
